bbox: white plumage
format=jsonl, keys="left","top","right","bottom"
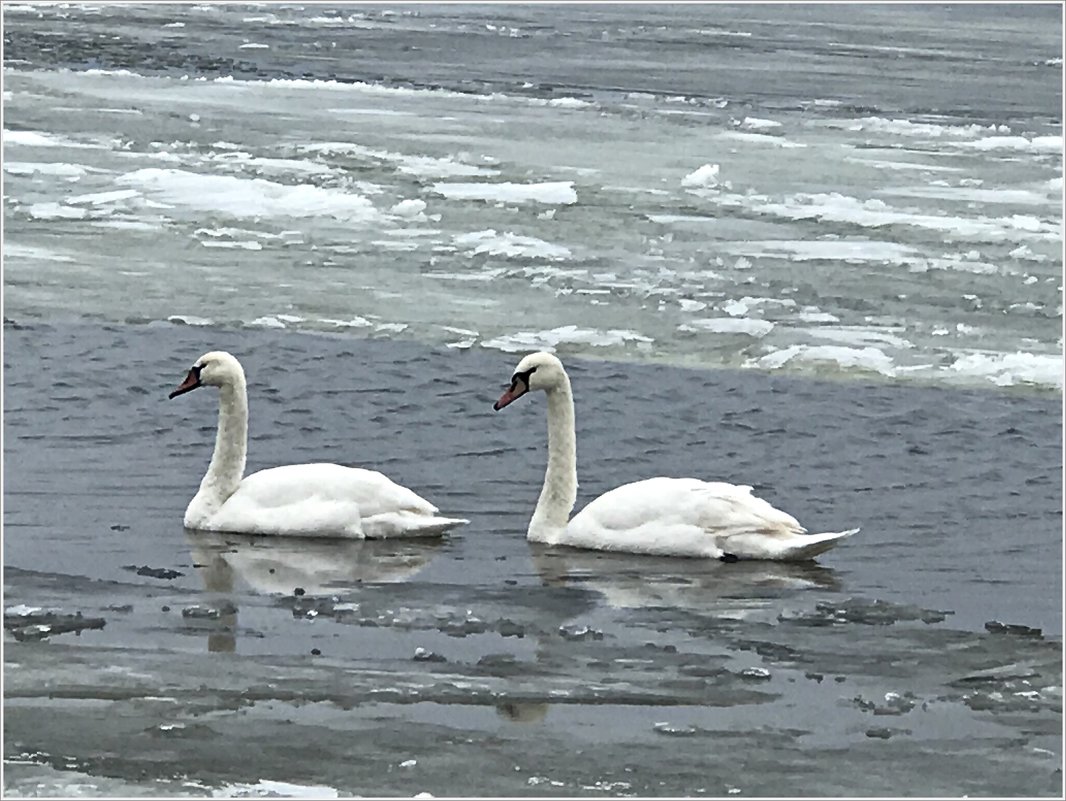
{"left": 494, "top": 352, "right": 857, "bottom": 561}
{"left": 170, "top": 351, "right": 466, "bottom": 539}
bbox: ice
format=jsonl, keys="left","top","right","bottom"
{"left": 948, "top": 351, "right": 1064, "bottom": 390}
{"left": 678, "top": 317, "right": 775, "bottom": 338}
{"left": 882, "top": 186, "right": 1051, "bottom": 205}
{"left": 4, "top": 242, "right": 76, "bottom": 263}
{"left": 721, "top": 192, "right": 1062, "bottom": 241}
{"left": 238, "top": 42, "right": 269, "bottom": 49}
{"left": 390, "top": 199, "right": 428, "bottom": 219}
{"left": 249, "top": 316, "right": 290, "bottom": 329}
{"left": 721, "top": 296, "right": 796, "bottom": 317}
{"left": 66, "top": 189, "right": 141, "bottom": 205}
{"left": 27, "top": 202, "right": 88, "bottom": 220}
{"left": 115, "top": 168, "right": 381, "bottom": 222}
{"left": 749, "top": 345, "right": 897, "bottom": 376}
{"left": 958, "top": 135, "right": 1063, "bottom": 153}
{"left": 719, "top": 239, "right": 920, "bottom": 263}
{"left": 805, "top": 326, "right": 914, "bottom": 350}
{"left": 3, "top": 161, "right": 90, "bottom": 177}
{"left": 681, "top": 163, "right": 721, "bottom": 188}
{"left": 395, "top": 155, "right": 497, "bottom": 178}
{"left": 840, "top": 116, "right": 1007, "bottom": 138}
{"left": 5, "top": 604, "right": 43, "bottom": 616}
{"left": 843, "top": 156, "right": 963, "bottom": 173}
{"left": 481, "top": 325, "right": 653, "bottom": 353}
{"left": 201, "top": 240, "right": 263, "bottom": 250}
{"left": 740, "top": 117, "right": 782, "bottom": 130}
{"left": 453, "top": 229, "right": 571, "bottom": 261}
{"left": 545, "top": 97, "right": 593, "bottom": 109}
{"left": 2, "top": 129, "right": 101, "bottom": 149}
{"left": 431, "top": 180, "right": 577, "bottom": 205}
{"left": 717, "top": 130, "right": 805, "bottom": 148}
{"left": 167, "top": 315, "right": 214, "bottom": 326}
{"left": 214, "top": 779, "right": 339, "bottom": 798}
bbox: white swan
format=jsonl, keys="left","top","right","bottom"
{"left": 169, "top": 350, "right": 467, "bottom": 538}
{"left": 493, "top": 352, "right": 857, "bottom": 561}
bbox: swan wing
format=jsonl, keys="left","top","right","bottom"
{"left": 565, "top": 477, "right": 851, "bottom": 560}
{"left": 200, "top": 463, "right": 465, "bottom": 538}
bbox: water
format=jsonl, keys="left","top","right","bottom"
{"left": 3, "top": 3, "right": 1063, "bottom": 390}
{"left": 3, "top": 4, "right": 1063, "bottom": 798}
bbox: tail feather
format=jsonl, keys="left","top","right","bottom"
{"left": 783, "top": 527, "right": 859, "bottom": 561}
{"left": 721, "top": 526, "right": 859, "bottom": 562}
{"left": 362, "top": 513, "right": 469, "bottom": 539}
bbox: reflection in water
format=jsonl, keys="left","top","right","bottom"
{"left": 496, "top": 702, "right": 550, "bottom": 724}
{"left": 527, "top": 543, "right": 841, "bottom": 610}
{"left": 185, "top": 529, "right": 443, "bottom": 595}
{"left": 184, "top": 530, "right": 443, "bottom": 652}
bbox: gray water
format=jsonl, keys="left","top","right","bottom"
{"left": 2, "top": 3, "right": 1064, "bottom": 798}
{"left": 4, "top": 321, "right": 1062, "bottom": 797}
{"left": 3, "top": 2, "right": 1063, "bottom": 390}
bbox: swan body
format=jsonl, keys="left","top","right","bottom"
{"left": 170, "top": 351, "right": 466, "bottom": 538}
{"left": 493, "top": 352, "right": 856, "bottom": 561}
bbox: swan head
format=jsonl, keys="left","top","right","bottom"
{"left": 493, "top": 351, "right": 567, "bottom": 410}
{"left": 169, "top": 351, "right": 245, "bottom": 399}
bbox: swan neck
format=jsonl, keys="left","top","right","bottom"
{"left": 529, "top": 378, "right": 577, "bottom": 541}
{"left": 203, "top": 377, "right": 248, "bottom": 503}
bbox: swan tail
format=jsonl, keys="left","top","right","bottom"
{"left": 361, "top": 512, "right": 469, "bottom": 539}
{"left": 406, "top": 515, "right": 470, "bottom": 537}
{"left": 782, "top": 527, "right": 859, "bottom": 561}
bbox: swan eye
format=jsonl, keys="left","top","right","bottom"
{"left": 511, "top": 366, "right": 537, "bottom": 386}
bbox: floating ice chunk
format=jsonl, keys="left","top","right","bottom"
{"left": 750, "top": 345, "right": 897, "bottom": 376}
{"left": 27, "top": 202, "right": 87, "bottom": 220}
{"left": 546, "top": 97, "right": 593, "bottom": 109}
{"left": 453, "top": 229, "right": 571, "bottom": 260}
{"left": 718, "top": 130, "right": 805, "bottom": 148}
{"left": 66, "top": 189, "right": 141, "bottom": 205}
{"left": 399, "top": 759, "right": 417, "bottom": 768}
{"left": 3, "top": 161, "right": 90, "bottom": 177}
{"left": 678, "top": 317, "right": 774, "bottom": 337}
{"left": 167, "top": 315, "right": 214, "bottom": 326}
{"left": 949, "top": 351, "right": 1063, "bottom": 390}
{"left": 238, "top": 42, "right": 269, "bottom": 49}
{"left": 390, "top": 199, "right": 427, "bottom": 219}
{"left": 719, "top": 239, "right": 920, "bottom": 263}
{"left": 5, "top": 604, "right": 43, "bottom": 616}
{"left": 431, "top": 180, "right": 576, "bottom": 205}
{"left": 481, "top": 325, "right": 652, "bottom": 353}
{"left": 740, "top": 117, "right": 781, "bottom": 130}
{"left": 2, "top": 129, "right": 101, "bottom": 149}
{"left": 248, "top": 316, "right": 289, "bottom": 329}
{"left": 116, "top": 168, "right": 380, "bottom": 222}
{"left": 214, "top": 779, "right": 339, "bottom": 798}
{"left": 678, "top": 299, "right": 708, "bottom": 313}
{"left": 681, "top": 163, "right": 720, "bottom": 188}
{"left": 960, "top": 134, "right": 1063, "bottom": 153}
{"left": 805, "top": 326, "right": 913, "bottom": 349}
{"left": 4, "top": 242, "right": 76, "bottom": 263}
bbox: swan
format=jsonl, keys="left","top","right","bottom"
{"left": 169, "top": 350, "right": 467, "bottom": 538}
{"left": 492, "top": 352, "right": 857, "bottom": 561}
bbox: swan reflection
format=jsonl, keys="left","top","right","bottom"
{"left": 527, "top": 543, "right": 841, "bottom": 612}
{"left": 186, "top": 529, "right": 443, "bottom": 596}
{"left": 184, "top": 530, "right": 442, "bottom": 653}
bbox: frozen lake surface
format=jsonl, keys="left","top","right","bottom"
{"left": 2, "top": 3, "right": 1062, "bottom": 797}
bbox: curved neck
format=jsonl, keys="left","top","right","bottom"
{"left": 200, "top": 377, "right": 248, "bottom": 505}
{"left": 528, "top": 376, "right": 578, "bottom": 542}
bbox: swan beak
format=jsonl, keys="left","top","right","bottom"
{"left": 493, "top": 379, "right": 527, "bottom": 411}
{"left": 169, "top": 368, "right": 202, "bottom": 399}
